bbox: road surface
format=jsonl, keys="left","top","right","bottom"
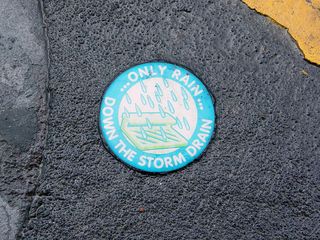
{"left": 0, "top": 0, "right": 319, "bottom": 239}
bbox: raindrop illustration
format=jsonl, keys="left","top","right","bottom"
{"left": 123, "top": 107, "right": 130, "bottom": 118}
{"left": 125, "top": 93, "right": 132, "bottom": 104}
{"left": 155, "top": 83, "right": 163, "bottom": 96}
{"left": 183, "top": 99, "right": 190, "bottom": 110}
{"left": 158, "top": 104, "right": 166, "bottom": 118}
{"left": 135, "top": 104, "right": 142, "bottom": 116}
{"left": 176, "top": 117, "right": 183, "bottom": 129}
{"left": 183, "top": 117, "right": 190, "bottom": 131}
{"left": 140, "top": 80, "right": 147, "bottom": 93}
{"left": 171, "top": 90, "right": 177, "bottom": 102}
{"left": 181, "top": 87, "right": 188, "bottom": 100}
{"left": 160, "top": 126, "right": 167, "bottom": 141}
{"left": 155, "top": 92, "right": 161, "bottom": 103}
{"left": 146, "top": 118, "right": 152, "bottom": 129}
{"left": 140, "top": 94, "right": 146, "bottom": 105}
{"left": 162, "top": 78, "right": 169, "bottom": 88}
{"left": 168, "top": 100, "right": 175, "bottom": 114}
{"left": 147, "top": 95, "right": 154, "bottom": 108}
{"left": 140, "top": 127, "right": 147, "bottom": 139}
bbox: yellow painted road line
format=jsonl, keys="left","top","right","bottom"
{"left": 242, "top": 0, "right": 320, "bottom": 65}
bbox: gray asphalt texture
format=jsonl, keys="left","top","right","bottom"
{"left": 3, "top": 0, "right": 320, "bottom": 239}
{"left": 0, "top": 0, "right": 48, "bottom": 239}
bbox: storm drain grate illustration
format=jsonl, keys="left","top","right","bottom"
{"left": 99, "top": 62, "right": 215, "bottom": 173}
{"left": 121, "top": 112, "right": 188, "bottom": 151}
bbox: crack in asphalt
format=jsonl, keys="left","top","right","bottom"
{"left": 17, "top": 0, "right": 51, "bottom": 238}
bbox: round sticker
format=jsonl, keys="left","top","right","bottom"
{"left": 99, "top": 61, "right": 215, "bottom": 173}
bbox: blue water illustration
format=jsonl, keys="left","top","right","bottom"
{"left": 183, "top": 117, "right": 190, "bottom": 130}
{"left": 160, "top": 126, "right": 168, "bottom": 141}
{"left": 135, "top": 104, "right": 142, "bottom": 116}
{"left": 168, "top": 100, "right": 175, "bottom": 114}
{"left": 125, "top": 93, "right": 132, "bottom": 104}
{"left": 147, "top": 95, "right": 155, "bottom": 108}
{"left": 181, "top": 87, "right": 188, "bottom": 100}
{"left": 162, "top": 78, "right": 169, "bottom": 88}
{"left": 140, "top": 80, "right": 147, "bottom": 93}
{"left": 140, "top": 94, "right": 146, "bottom": 105}
{"left": 146, "top": 118, "right": 152, "bottom": 129}
{"left": 158, "top": 104, "right": 166, "bottom": 118}
{"left": 176, "top": 117, "right": 183, "bottom": 129}
{"left": 155, "top": 92, "right": 161, "bottom": 103}
{"left": 171, "top": 90, "right": 177, "bottom": 102}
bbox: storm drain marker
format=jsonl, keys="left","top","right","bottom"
{"left": 99, "top": 61, "right": 215, "bottom": 173}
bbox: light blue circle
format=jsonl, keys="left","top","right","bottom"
{"left": 99, "top": 62, "right": 215, "bottom": 173}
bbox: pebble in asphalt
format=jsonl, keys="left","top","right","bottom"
{"left": 1, "top": 0, "right": 320, "bottom": 239}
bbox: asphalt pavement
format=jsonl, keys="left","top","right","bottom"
{"left": 0, "top": 0, "right": 48, "bottom": 239}
{"left": 1, "top": 0, "right": 320, "bottom": 239}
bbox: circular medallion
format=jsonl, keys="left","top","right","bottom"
{"left": 99, "top": 61, "right": 215, "bottom": 173}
